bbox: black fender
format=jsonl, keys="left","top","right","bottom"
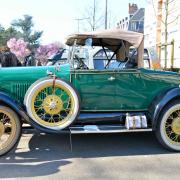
{"left": 0, "top": 92, "right": 30, "bottom": 123}
{"left": 0, "top": 92, "right": 63, "bottom": 134}
{"left": 148, "top": 87, "right": 180, "bottom": 130}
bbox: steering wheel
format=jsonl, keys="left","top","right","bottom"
{"left": 74, "top": 54, "right": 89, "bottom": 69}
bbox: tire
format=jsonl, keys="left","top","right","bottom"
{"left": 0, "top": 106, "right": 21, "bottom": 156}
{"left": 156, "top": 100, "right": 180, "bottom": 151}
{"left": 24, "top": 77, "right": 80, "bottom": 131}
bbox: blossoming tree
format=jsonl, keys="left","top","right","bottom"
{"left": 7, "top": 38, "right": 28, "bottom": 61}
{"left": 35, "top": 42, "right": 64, "bottom": 65}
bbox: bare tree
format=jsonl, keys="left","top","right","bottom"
{"left": 150, "top": 0, "right": 180, "bottom": 69}
{"left": 81, "top": 0, "right": 105, "bottom": 31}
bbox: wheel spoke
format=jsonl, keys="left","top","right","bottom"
{"left": 165, "top": 107, "right": 180, "bottom": 145}
{"left": 172, "top": 134, "right": 179, "bottom": 142}
{"left": 168, "top": 115, "right": 174, "bottom": 120}
{"left": 30, "top": 81, "right": 77, "bottom": 128}
{"left": 0, "top": 107, "right": 20, "bottom": 154}
{"left": 165, "top": 123, "right": 172, "bottom": 128}
{"left": 174, "top": 111, "right": 180, "bottom": 117}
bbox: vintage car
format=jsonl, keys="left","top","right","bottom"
{"left": 0, "top": 29, "right": 180, "bottom": 156}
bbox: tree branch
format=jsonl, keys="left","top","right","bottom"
{"left": 167, "top": 14, "right": 180, "bottom": 25}
{"left": 168, "top": 0, "right": 176, "bottom": 5}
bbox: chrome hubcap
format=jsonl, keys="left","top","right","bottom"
{"left": 49, "top": 102, "right": 57, "bottom": 109}
{"left": 42, "top": 95, "right": 63, "bottom": 115}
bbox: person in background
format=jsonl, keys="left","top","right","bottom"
{"left": 0, "top": 46, "right": 21, "bottom": 67}
{"left": 24, "top": 50, "right": 36, "bottom": 66}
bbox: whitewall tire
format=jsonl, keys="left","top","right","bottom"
{"left": 156, "top": 100, "right": 180, "bottom": 151}
{"left": 24, "top": 78, "right": 80, "bottom": 131}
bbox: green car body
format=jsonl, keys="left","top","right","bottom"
{"left": 0, "top": 64, "right": 179, "bottom": 112}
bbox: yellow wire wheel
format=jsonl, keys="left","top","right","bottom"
{"left": 0, "top": 106, "right": 21, "bottom": 156}
{"left": 158, "top": 101, "right": 180, "bottom": 151}
{"left": 24, "top": 78, "right": 79, "bottom": 131}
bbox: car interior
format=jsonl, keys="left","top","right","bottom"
{"left": 73, "top": 46, "right": 138, "bottom": 70}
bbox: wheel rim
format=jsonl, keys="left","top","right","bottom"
{"left": 31, "top": 82, "right": 75, "bottom": 127}
{"left": 163, "top": 107, "right": 180, "bottom": 146}
{"left": 0, "top": 110, "right": 17, "bottom": 151}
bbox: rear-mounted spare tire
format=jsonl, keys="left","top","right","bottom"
{"left": 24, "top": 78, "right": 80, "bottom": 131}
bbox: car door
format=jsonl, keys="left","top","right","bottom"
{"left": 115, "top": 69, "right": 148, "bottom": 111}
{"left": 71, "top": 68, "right": 148, "bottom": 112}
{"left": 70, "top": 69, "right": 118, "bottom": 111}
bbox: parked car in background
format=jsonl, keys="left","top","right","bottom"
{"left": 46, "top": 49, "right": 68, "bottom": 66}
{"left": 129, "top": 47, "right": 160, "bottom": 69}
{"left": 92, "top": 47, "right": 159, "bottom": 70}
{"left": 0, "top": 29, "right": 180, "bottom": 156}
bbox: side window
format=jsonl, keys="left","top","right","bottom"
{"left": 93, "top": 48, "right": 138, "bottom": 70}
{"left": 93, "top": 48, "right": 115, "bottom": 70}
{"left": 93, "top": 49, "right": 108, "bottom": 70}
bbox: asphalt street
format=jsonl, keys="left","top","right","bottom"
{"left": 0, "top": 130, "right": 180, "bottom": 180}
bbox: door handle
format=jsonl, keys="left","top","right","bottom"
{"left": 108, "top": 76, "right": 116, "bottom": 81}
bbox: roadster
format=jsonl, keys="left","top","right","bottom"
{"left": 0, "top": 29, "right": 180, "bottom": 156}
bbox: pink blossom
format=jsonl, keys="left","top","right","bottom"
{"left": 36, "top": 42, "right": 63, "bottom": 65}
{"left": 7, "top": 38, "right": 28, "bottom": 59}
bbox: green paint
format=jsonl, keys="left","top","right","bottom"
{"left": 0, "top": 65, "right": 179, "bottom": 111}
{"left": 71, "top": 68, "right": 180, "bottom": 111}
{"left": 0, "top": 64, "right": 70, "bottom": 103}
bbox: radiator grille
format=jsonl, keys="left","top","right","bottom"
{"left": 12, "top": 83, "right": 31, "bottom": 103}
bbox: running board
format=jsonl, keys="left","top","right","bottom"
{"left": 69, "top": 125, "right": 152, "bottom": 134}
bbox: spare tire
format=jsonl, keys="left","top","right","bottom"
{"left": 24, "top": 77, "right": 80, "bottom": 131}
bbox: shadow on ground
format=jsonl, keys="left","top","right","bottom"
{"left": 0, "top": 131, "right": 176, "bottom": 178}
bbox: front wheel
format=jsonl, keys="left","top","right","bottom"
{"left": 24, "top": 78, "right": 80, "bottom": 131}
{"left": 0, "top": 106, "right": 21, "bottom": 156}
{"left": 156, "top": 100, "right": 180, "bottom": 151}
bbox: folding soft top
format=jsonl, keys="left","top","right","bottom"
{"left": 66, "top": 29, "right": 144, "bottom": 48}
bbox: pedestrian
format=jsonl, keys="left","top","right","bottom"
{"left": 24, "top": 51, "right": 36, "bottom": 66}
{"left": 0, "top": 46, "right": 21, "bottom": 67}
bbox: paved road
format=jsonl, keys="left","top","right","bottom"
{"left": 0, "top": 130, "right": 180, "bottom": 180}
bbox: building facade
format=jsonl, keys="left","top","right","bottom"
{"left": 144, "top": 0, "right": 180, "bottom": 68}
{"left": 117, "top": 3, "right": 145, "bottom": 33}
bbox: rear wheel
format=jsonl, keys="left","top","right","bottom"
{"left": 156, "top": 100, "right": 180, "bottom": 151}
{"left": 0, "top": 106, "right": 21, "bottom": 156}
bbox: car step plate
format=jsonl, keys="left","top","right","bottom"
{"left": 69, "top": 125, "right": 152, "bottom": 134}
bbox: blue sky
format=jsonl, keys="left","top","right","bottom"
{"left": 0, "top": 0, "right": 147, "bottom": 44}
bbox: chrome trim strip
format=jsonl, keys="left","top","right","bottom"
{"left": 70, "top": 126, "right": 152, "bottom": 134}
{"left": 80, "top": 109, "right": 148, "bottom": 112}
{"left": 70, "top": 71, "right": 139, "bottom": 75}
